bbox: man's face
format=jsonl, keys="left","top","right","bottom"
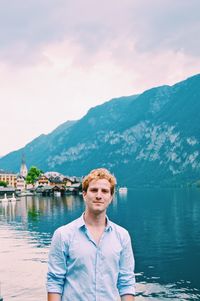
{"left": 83, "top": 178, "right": 113, "bottom": 214}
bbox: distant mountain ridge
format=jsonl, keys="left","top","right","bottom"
{"left": 1, "top": 74, "right": 200, "bottom": 187}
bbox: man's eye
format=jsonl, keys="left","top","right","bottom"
{"left": 102, "top": 189, "right": 109, "bottom": 193}
{"left": 90, "top": 188, "right": 98, "bottom": 192}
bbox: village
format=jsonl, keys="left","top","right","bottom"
{"left": 0, "top": 157, "right": 82, "bottom": 199}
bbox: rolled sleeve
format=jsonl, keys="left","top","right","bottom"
{"left": 117, "top": 232, "right": 136, "bottom": 296}
{"left": 47, "top": 228, "right": 68, "bottom": 294}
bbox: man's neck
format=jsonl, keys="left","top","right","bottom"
{"left": 84, "top": 211, "right": 107, "bottom": 228}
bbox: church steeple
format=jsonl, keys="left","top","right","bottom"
{"left": 20, "top": 153, "right": 28, "bottom": 178}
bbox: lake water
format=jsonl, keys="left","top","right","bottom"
{"left": 0, "top": 188, "right": 200, "bottom": 300}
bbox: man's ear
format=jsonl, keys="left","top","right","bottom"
{"left": 82, "top": 191, "right": 87, "bottom": 200}
{"left": 109, "top": 194, "right": 114, "bottom": 203}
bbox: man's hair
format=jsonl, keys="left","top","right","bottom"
{"left": 82, "top": 168, "right": 117, "bottom": 195}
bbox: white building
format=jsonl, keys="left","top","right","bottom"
{"left": 16, "top": 175, "right": 26, "bottom": 191}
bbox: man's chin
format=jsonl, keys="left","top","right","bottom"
{"left": 92, "top": 207, "right": 106, "bottom": 214}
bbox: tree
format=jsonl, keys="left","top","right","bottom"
{"left": 26, "top": 166, "right": 42, "bottom": 186}
{"left": 0, "top": 180, "right": 7, "bottom": 187}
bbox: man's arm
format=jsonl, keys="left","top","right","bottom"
{"left": 121, "top": 294, "right": 135, "bottom": 301}
{"left": 117, "top": 231, "right": 136, "bottom": 298}
{"left": 47, "top": 229, "right": 67, "bottom": 299}
{"left": 48, "top": 293, "right": 61, "bottom": 301}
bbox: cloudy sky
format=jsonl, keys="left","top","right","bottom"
{"left": 0, "top": 0, "right": 200, "bottom": 156}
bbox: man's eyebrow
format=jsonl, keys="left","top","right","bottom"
{"left": 89, "top": 187, "right": 110, "bottom": 191}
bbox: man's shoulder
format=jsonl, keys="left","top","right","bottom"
{"left": 109, "top": 220, "right": 130, "bottom": 239}
{"left": 54, "top": 216, "right": 81, "bottom": 238}
{"left": 109, "top": 220, "right": 131, "bottom": 246}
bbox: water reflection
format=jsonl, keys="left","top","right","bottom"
{"left": 0, "top": 189, "right": 200, "bottom": 300}
{"left": 0, "top": 225, "right": 48, "bottom": 301}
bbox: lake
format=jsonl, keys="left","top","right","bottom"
{"left": 0, "top": 188, "right": 200, "bottom": 300}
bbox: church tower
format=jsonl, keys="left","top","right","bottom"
{"left": 20, "top": 153, "right": 28, "bottom": 178}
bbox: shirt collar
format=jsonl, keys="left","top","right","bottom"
{"left": 76, "top": 213, "right": 85, "bottom": 228}
{"left": 76, "top": 213, "right": 113, "bottom": 231}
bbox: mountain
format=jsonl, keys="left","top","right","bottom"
{"left": 1, "top": 74, "right": 200, "bottom": 187}
{"left": 0, "top": 120, "right": 76, "bottom": 173}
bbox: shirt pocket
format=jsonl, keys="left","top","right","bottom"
{"left": 68, "top": 237, "right": 80, "bottom": 259}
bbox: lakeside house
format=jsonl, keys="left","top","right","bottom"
{"left": 16, "top": 175, "right": 26, "bottom": 191}
{"left": 36, "top": 172, "right": 74, "bottom": 188}
{"left": 0, "top": 169, "right": 17, "bottom": 187}
{"left": 35, "top": 172, "right": 82, "bottom": 195}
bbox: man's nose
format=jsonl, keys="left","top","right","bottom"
{"left": 96, "top": 190, "right": 102, "bottom": 199}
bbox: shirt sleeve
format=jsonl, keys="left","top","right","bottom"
{"left": 47, "top": 228, "right": 68, "bottom": 294}
{"left": 117, "top": 231, "right": 136, "bottom": 296}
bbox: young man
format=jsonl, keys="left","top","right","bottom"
{"left": 47, "top": 168, "right": 136, "bottom": 301}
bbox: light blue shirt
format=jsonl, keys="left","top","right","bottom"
{"left": 47, "top": 214, "right": 135, "bottom": 300}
